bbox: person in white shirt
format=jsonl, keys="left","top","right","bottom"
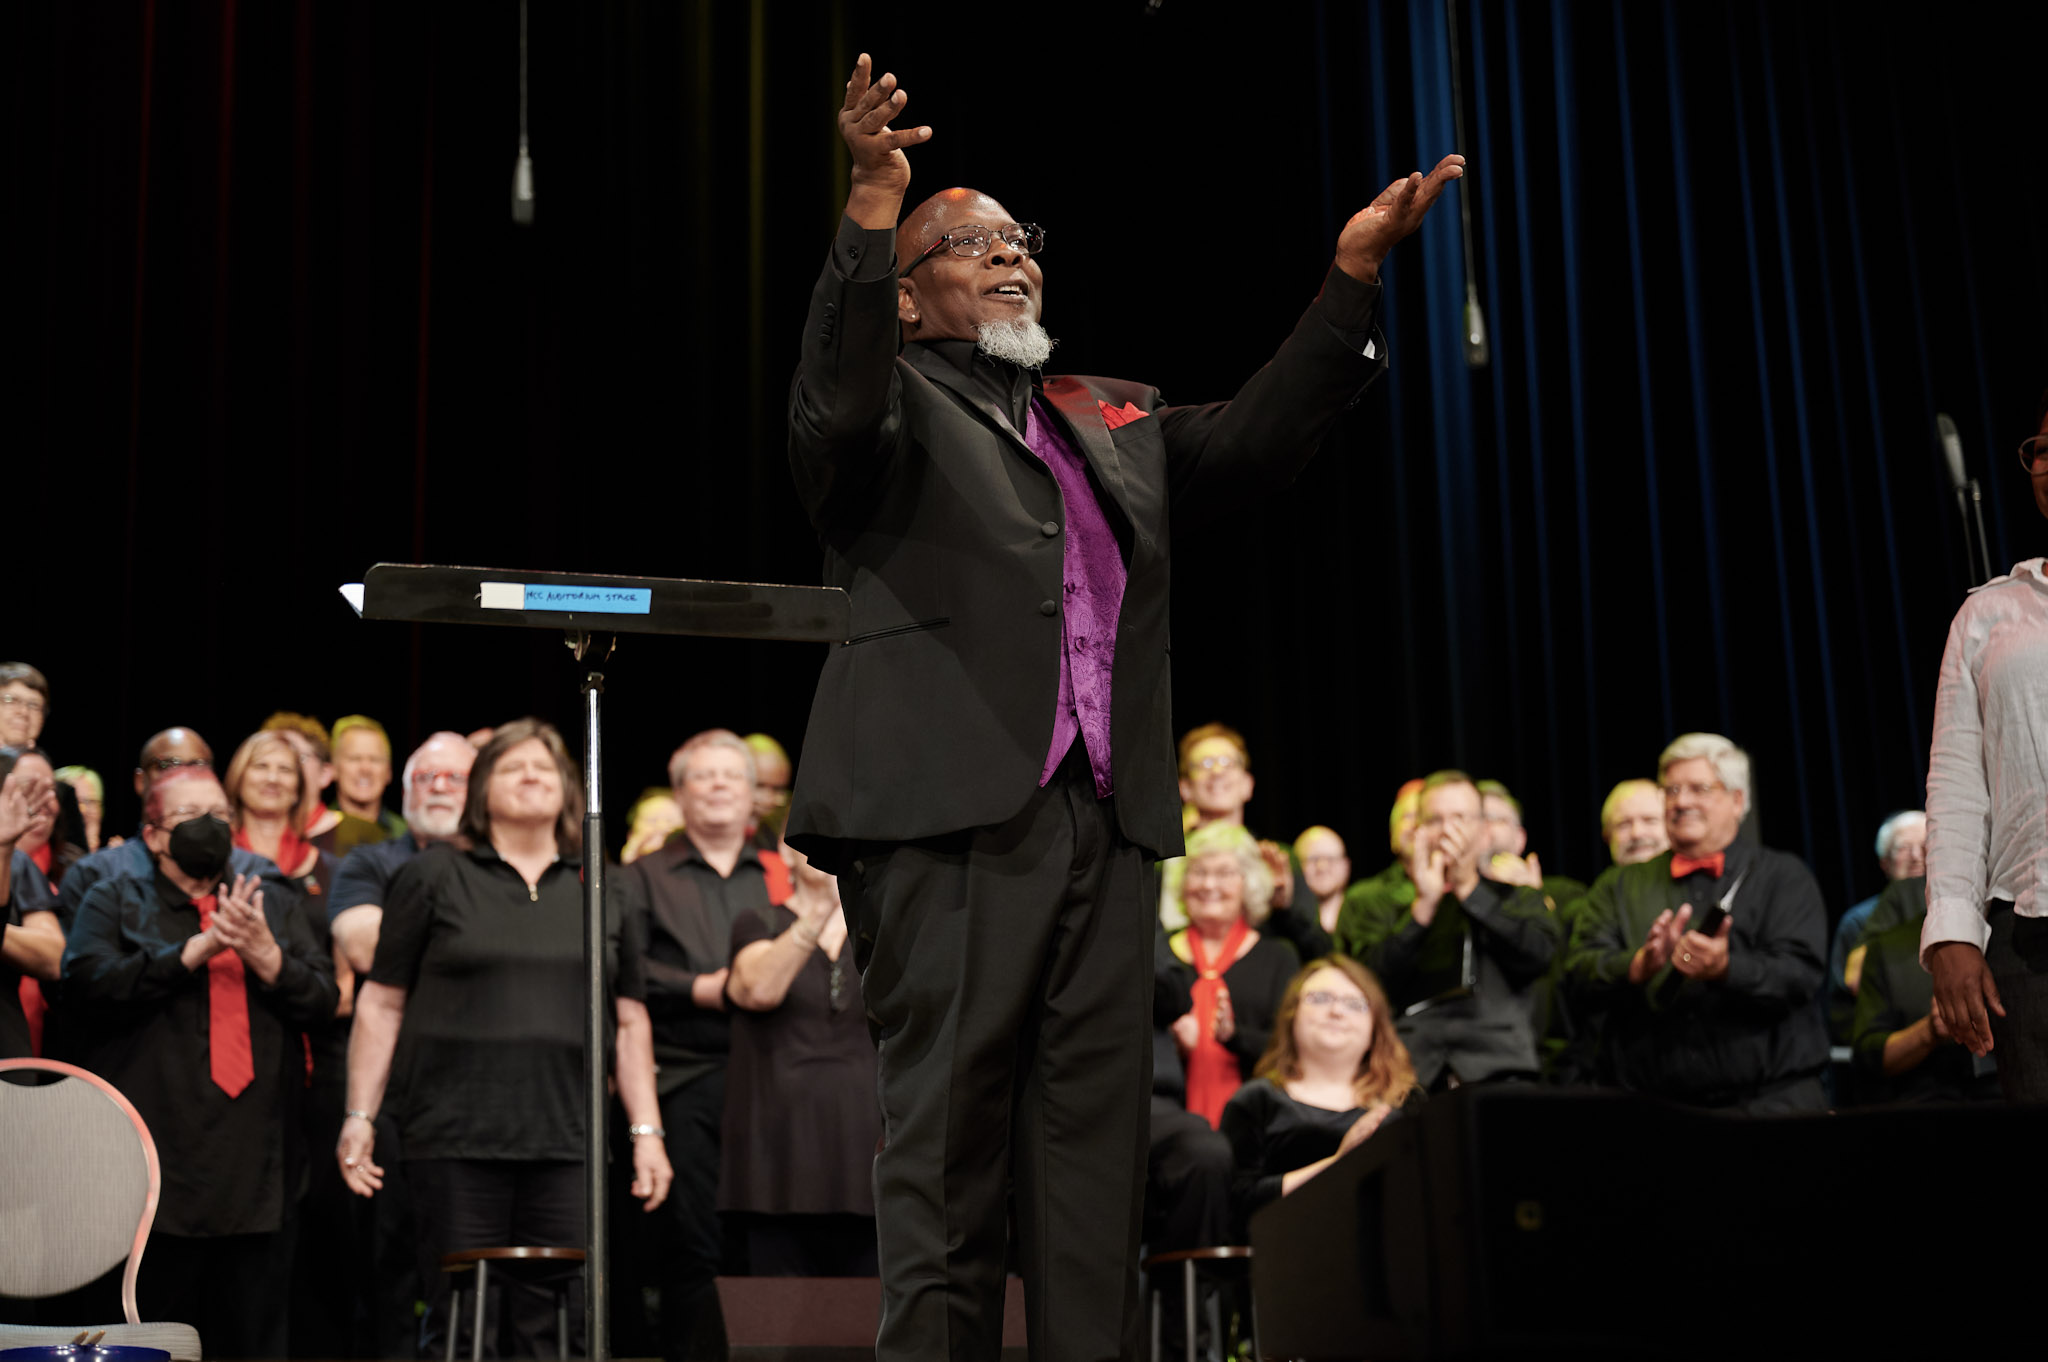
{"left": 1923, "top": 389, "right": 2048, "bottom": 1099}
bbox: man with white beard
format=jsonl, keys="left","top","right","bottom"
{"left": 787, "top": 53, "right": 1461, "bottom": 1362}
{"left": 329, "top": 730, "right": 477, "bottom": 975}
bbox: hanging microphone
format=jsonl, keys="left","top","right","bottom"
{"left": 512, "top": 0, "right": 534, "bottom": 227}
{"left": 1463, "top": 281, "right": 1490, "bottom": 368}
{"left": 513, "top": 138, "right": 535, "bottom": 226}
{"left": 1937, "top": 413, "right": 1968, "bottom": 492}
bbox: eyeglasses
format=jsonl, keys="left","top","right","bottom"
{"left": 409, "top": 768, "right": 468, "bottom": 790}
{"left": 1189, "top": 754, "right": 1246, "bottom": 776}
{"left": 899, "top": 222, "right": 1046, "bottom": 278}
{"left": 141, "top": 757, "right": 210, "bottom": 774}
{"left": 1660, "top": 781, "right": 1728, "bottom": 801}
{"left": 0, "top": 694, "right": 46, "bottom": 716}
{"left": 1302, "top": 990, "right": 1370, "bottom": 1016}
{"left": 2020, "top": 435, "right": 2048, "bottom": 476}
{"left": 1301, "top": 855, "right": 1347, "bottom": 870}
{"left": 1185, "top": 864, "right": 1246, "bottom": 884}
{"left": 157, "top": 804, "right": 231, "bottom": 826}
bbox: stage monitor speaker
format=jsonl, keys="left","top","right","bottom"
{"left": 1251, "top": 1085, "right": 2046, "bottom": 1359}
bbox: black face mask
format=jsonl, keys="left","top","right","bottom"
{"left": 167, "top": 814, "right": 233, "bottom": 883}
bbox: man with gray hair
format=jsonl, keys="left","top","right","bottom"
{"left": 1823, "top": 810, "right": 1927, "bottom": 1042}
{"left": 1564, "top": 733, "right": 1829, "bottom": 1112}
{"left": 615, "top": 727, "right": 778, "bottom": 1361}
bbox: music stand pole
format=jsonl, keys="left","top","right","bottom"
{"left": 575, "top": 633, "right": 613, "bottom": 1361}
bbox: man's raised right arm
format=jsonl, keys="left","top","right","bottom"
{"left": 788, "top": 55, "right": 931, "bottom": 524}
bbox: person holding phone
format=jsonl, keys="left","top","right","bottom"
{"left": 1564, "top": 733, "right": 1829, "bottom": 1113}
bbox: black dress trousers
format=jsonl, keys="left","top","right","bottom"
{"left": 842, "top": 750, "right": 1155, "bottom": 1362}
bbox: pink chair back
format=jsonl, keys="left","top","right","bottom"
{"left": 0, "top": 1058, "right": 162, "bottom": 1324}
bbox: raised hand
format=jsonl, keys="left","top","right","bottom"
{"left": 1213, "top": 984, "right": 1236, "bottom": 1044}
{"left": 1628, "top": 905, "right": 1692, "bottom": 984}
{"left": 212, "top": 873, "right": 284, "bottom": 983}
{"left": 1258, "top": 840, "right": 1295, "bottom": 908}
{"left": 839, "top": 53, "right": 931, "bottom": 206}
{"left": 1672, "top": 915, "right": 1732, "bottom": 982}
{"left": 1408, "top": 839, "right": 1447, "bottom": 926}
{"left": 1335, "top": 153, "right": 1466, "bottom": 283}
{"left": 1488, "top": 850, "right": 1544, "bottom": 889}
{"left": 0, "top": 767, "right": 53, "bottom": 848}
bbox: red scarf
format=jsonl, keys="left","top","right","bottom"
{"left": 1183, "top": 919, "right": 1252, "bottom": 1129}
{"left": 235, "top": 822, "right": 310, "bottom": 877}
{"left": 28, "top": 843, "right": 52, "bottom": 876}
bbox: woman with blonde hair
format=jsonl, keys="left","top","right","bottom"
{"left": 1219, "top": 955, "right": 1420, "bottom": 1231}
{"left": 1167, "top": 821, "right": 1301, "bottom": 1127}
{"left": 223, "top": 729, "right": 336, "bottom": 900}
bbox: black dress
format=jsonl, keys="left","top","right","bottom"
{"left": 1219, "top": 1077, "right": 1419, "bottom": 1235}
{"left": 719, "top": 903, "right": 882, "bottom": 1273}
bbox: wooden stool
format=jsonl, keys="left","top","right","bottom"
{"left": 1143, "top": 1246, "right": 1256, "bottom": 1362}
{"left": 440, "top": 1246, "right": 586, "bottom": 1362}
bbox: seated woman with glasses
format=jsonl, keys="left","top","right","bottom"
{"left": 1166, "top": 822, "right": 1302, "bottom": 1128}
{"left": 719, "top": 835, "right": 882, "bottom": 1276}
{"left": 1219, "top": 955, "right": 1420, "bottom": 1234}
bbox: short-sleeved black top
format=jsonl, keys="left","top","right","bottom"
{"left": 369, "top": 841, "right": 642, "bottom": 1162}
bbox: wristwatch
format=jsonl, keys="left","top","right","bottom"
{"left": 628, "top": 1123, "right": 667, "bottom": 1139}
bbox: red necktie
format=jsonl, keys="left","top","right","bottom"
{"left": 193, "top": 895, "right": 255, "bottom": 1098}
{"left": 1670, "top": 852, "right": 1725, "bottom": 880}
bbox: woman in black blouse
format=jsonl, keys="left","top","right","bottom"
{"left": 1220, "top": 955, "right": 1420, "bottom": 1233}
{"left": 1167, "top": 821, "right": 1301, "bottom": 1127}
{"left": 337, "top": 719, "right": 671, "bottom": 1357}
{"left": 721, "top": 837, "right": 882, "bottom": 1275}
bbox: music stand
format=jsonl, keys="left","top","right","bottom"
{"left": 343, "top": 563, "right": 850, "bottom": 1361}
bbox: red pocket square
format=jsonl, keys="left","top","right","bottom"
{"left": 1098, "top": 400, "right": 1148, "bottom": 431}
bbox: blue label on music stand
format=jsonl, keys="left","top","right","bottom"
{"left": 479, "top": 582, "right": 653, "bottom": 615}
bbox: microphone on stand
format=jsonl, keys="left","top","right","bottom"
{"left": 1937, "top": 413, "right": 1968, "bottom": 493}
{"left": 512, "top": 0, "right": 534, "bottom": 227}
{"left": 513, "top": 137, "right": 535, "bottom": 226}
{"left": 1937, "top": 412, "right": 1995, "bottom": 587}
{"left": 1463, "top": 281, "right": 1490, "bottom": 369}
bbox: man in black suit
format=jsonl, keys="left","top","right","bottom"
{"left": 784, "top": 53, "right": 1460, "bottom": 1362}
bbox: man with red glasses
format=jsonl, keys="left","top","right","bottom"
{"left": 1564, "top": 732, "right": 1829, "bottom": 1113}
{"left": 785, "top": 51, "right": 1461, "bottom": 1362}
{"left": 1924, "top": 390, "right": 2048, "bottom": 1099}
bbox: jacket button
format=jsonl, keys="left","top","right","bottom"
{"left": 1041, "top": 521, "right": 1059, "bottom": 537}
{"left": 1039, "top": 600, "right": 1057, "bottom": 617}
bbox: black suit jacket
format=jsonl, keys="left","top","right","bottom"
{"left": 786, "top": 217, "right": 1384, "bottom": 866}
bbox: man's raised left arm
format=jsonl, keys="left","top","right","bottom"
{"left": 1159, "top": 155, "right": 1464, "bottom": 530}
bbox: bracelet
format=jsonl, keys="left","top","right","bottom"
{"left": 345, "top": 1109, "right": 376, "bottom": 1123}
{"left": 628, "top": 1123, "right": 667, "bottom": 1140}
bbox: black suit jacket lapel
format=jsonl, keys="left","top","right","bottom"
{"left": 1040, "top": 376, "right": 1134, "bottom": 528}
{"left": 904, "top": 350, "right": 1035, "bottom": 458}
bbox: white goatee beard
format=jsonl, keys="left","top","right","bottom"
{"left": 975, "top": 318, "right": 1057, "bottom": 369}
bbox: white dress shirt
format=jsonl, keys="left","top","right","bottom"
{"left": 1922, "top": 557, "right": 2048, "bottom": 963}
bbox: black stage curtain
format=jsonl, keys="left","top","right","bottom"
{"left": 9, "top": 1, "right": 2045, "bottom": 924}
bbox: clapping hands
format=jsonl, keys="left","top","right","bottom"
{"left": 209, "top": 872, "right": 284, "bottom": 984}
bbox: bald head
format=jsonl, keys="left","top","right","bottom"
{"left": 135, "top": 726, "right": 212, "bottom": 798}
{"left": 896, "top": 188, "right": 1004, "bottom": 266}
{"left": 895, "top": 188, "right": 1045, "bottom": 350}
